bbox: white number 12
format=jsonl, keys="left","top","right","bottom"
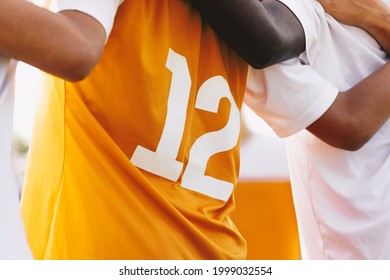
{"left": 131, "top": 49, "right": 240, "bottom": 201}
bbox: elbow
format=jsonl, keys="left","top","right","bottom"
{"left": 61, "top": 49, "right": 102, "bottom": 82}
{"left": 63, "top": 61, "right": 95, "bottom": 82}
{"left": 326, "top": 129, "right": 372, "bottom": 151}
{"left": 309, "top": 118, "right": 373, "bottom": 151}
{"left": 332, "top": 137, "right": 370, "bottom": 152}
{"left": 59, "top": 64, "right": 93, "bottom": 82}
{"left": 53, "top": 39, "right": 104, "bottom": 82}
{"left": 327, "top": 114, "right": 379, "bottom": 151}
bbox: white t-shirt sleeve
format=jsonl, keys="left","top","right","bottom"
{"left": 247, "top": 59, "right": 338, "bottom": 138}
{"left": 245, "top": 0, "right": 338, "bottom": 137}
{"left": 55, "top": 0, "right": 124, "bottom": 41}
{"left": 277, "top": 0, "right": 319, "bottom": 65}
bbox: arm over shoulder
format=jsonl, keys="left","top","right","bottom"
{"left": 188, "top": 0, "right": 305, "bottom": 68}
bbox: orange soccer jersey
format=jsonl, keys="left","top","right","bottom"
{"left": 21, "top": 1, "right": 248, "bottom": 259}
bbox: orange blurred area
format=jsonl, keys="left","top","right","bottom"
{"left": 232, "top": 181, "right": 301, "bottom": 260}
{"left": 235, "top": 106, "right": 300, "bottom": 259}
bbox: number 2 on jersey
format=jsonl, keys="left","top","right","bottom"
{"left": 131, "top": 49, "right": 240, "bottom": 201}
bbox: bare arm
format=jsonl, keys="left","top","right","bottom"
{"left": 0, "top": 0, "right": 106, "bottom": 81}
{"left": 318, "top": 0, "right": 390, "bottom": 54}
{"left": 246, "top": 58, "right": 390, "bottom": 151}
{"left": 188, "top": 0, "right": 305, "bottom": 68}
{"left": 307, "top": 61, "right": 390, "bottom": 151}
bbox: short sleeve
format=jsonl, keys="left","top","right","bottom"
{"left": 55, "top": 0, "right": 124, "bottom": 41}
{"left": 277, "top": 0, "right": 319, "bottom": 65}
{"left": 245, "top": 59, "right": 339, "bottom": 138}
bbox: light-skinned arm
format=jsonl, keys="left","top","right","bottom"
{"left": 0, "top": 0, "right": 106, "bottom": 81}
{"left": 318, "top": 0, "right": 390, "bottom": 54}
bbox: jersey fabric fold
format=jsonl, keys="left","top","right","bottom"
{"left": 21, "top": 0, "right": 248, "bottom": 259}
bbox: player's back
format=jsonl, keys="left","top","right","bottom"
{"left": 21, "top": 0, "right": 249, "bottom": 259}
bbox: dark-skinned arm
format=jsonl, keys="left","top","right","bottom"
{"left": 307, "top": 61, "right": 390, "bottom": 151}
{"left": 246, "top": 59, "right": 390, "bottom": 151}
{"left": 188, "top": 0, "right": 305, "bottom": 68}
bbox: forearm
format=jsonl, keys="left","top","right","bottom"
{"left": 189, "top": 0, "right": 305, "bottom": 68}
{"left": 319, "top": 0, "right": 390, "bottom": 54}
{"left": 362, "top": 6, "right": 390, "bottom": 54}
{"left": 307, "top": 61, "right": 390, "bottom": 151}
{"left": 0, "top": 0, "right": 105, "bottom": 81}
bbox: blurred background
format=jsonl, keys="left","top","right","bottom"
{"left": 13, "top": 62, "right": 43, "bottom": 190}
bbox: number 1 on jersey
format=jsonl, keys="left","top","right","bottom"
{"left": 131, "top": 49, "right": 190, "bottom": 181}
